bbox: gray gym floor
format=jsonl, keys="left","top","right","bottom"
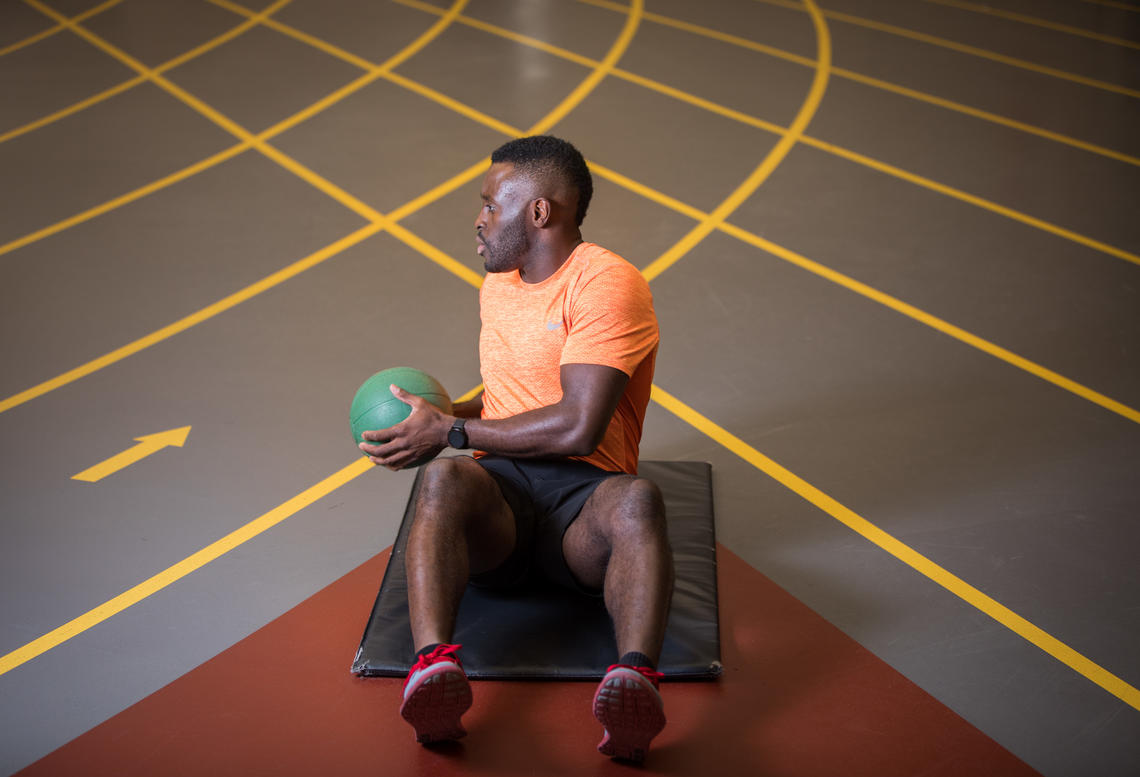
{"left": 1, "top": 0, "right": 1137, "bottom": 774}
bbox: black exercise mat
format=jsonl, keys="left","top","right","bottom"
{"left": 351, "top": 460, "right": 721, "bottom": 680}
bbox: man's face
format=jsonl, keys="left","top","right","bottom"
{"left": 475, "top": 163, "right": 531, "bottom": 273}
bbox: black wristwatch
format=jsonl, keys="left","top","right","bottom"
{"left": 447, "top": 418, "right": 469, "bottom": 449}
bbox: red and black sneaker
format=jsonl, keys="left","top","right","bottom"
{"left": 399, "top": 643, "right": 472, "bottom": 744}
{"left": 592, "top": 663, "right": 666, "bottom": 763}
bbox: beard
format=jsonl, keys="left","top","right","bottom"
{"left": 481, "top": 211, "right": 530, "bottom": 273}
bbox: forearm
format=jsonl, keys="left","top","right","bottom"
{"left": 462, "top": 402, "right": 600, "bottom": 458}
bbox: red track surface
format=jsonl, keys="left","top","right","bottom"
{"left": 18, "top": 545, "right": 1040, "bottom": 776}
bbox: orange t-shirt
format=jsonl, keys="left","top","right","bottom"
{"left": 478, "top": 242, "right": 659, "bottom": 474}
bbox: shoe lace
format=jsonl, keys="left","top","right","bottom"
{"left": 606, "top": 663, "right": 665, "bottom": 689}
{"left": 406, "top": 643, "right": 464, "bottom": 687}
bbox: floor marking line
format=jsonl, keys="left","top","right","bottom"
{"left": 923, "top": 0, "right": 1140, "bottom": 50}
{"left": 0, "top": 75, "right": 147, "bottom": 146}
{"left": 589, "top": 162, "right": 709, "bottom": 221}
{"left": 1, "top": 0, "right": 290, "bottom": 146}
{"left": 1078, "top": 0, "right": 1140, "bottom": 12}
{"left": 0, "top": 457, "right": 375, "bottom": 677}
{"left": 649, "top": 383, "right": 1140, "bottom": 711}
{"left": 827, "top": 66, "right": 1140, "bottom": 169}
{"left": 0, "top": 142, "right": 252, "bottom": 259}
{"left": 756, "top": 0, "right": 1140, "bottom": 99}
{"left": 527, "top": 0, "right": 643, "bottom": 137}
{"left": 796, "top": 136, "right": 1140, "bottom": 268}
{"left": 0, "top": 381, "right": 482, "bottom": 677}
{"left": 0, "top": 0, "right": 121, "bottom": 58}
{"left": 717, "top": 222, "right": 1140, "bottom": 424}
{"left": 641, "top": 0, "right": 830, "bottom": 282}
{"left": 579, "top": 0, "right": 1140, "bottom": 168}
{"left": 381, "top": 70, "right": 521, "bottom": 136}
{"left": 0, "top": 223, "right": 384, "bottom": 415}
{"left": 392, "top": 0, "right": 599, "bottom": 68}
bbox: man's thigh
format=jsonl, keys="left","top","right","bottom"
{"left": 414, "top": 455, "right": 518, "bottom": 576}
{"left": 561, "top": 475, "right": 664, "bottom": 591}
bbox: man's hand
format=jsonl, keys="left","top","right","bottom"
{"left": 359, "top": 385, "right": 450, "bottom": 470}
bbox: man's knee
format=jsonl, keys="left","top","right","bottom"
{"left": 414, "top": 456, "right": 492, "bottom": 522}
{"left": 599, "top": 476, "right": 667, "bottom": 539}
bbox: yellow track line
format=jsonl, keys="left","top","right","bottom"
{"left": 0, "top": 223, "right": 383, "bottom": 414}
{"left": 828, "top": 67, "right": 1140, "bottom": 169}
{"left": 577, "top": 0, "right": 1140, "bottom": 169}
{"left": 649, "top": 384, "right": 1140, "bottom": 711}
{"left": 797, "top": 136, "right": 1140, "bottom": 269}
{"left": 0, "top": 0, "right": 121, "bottom": 58}
{"left": 641, "top": 0, "right": 829, "bottom": 281}
{"left": 757, "top": 0, "right": 1140, "bottom": 100}
{"left": 923, "top": 0, "right": 1140, "bottom": 50}
{"left": 1078, "top": 0, "right": 1140, "bottom": 11}
{"left": 0, "top": 457, "right": 373, "bottom": 677}
{"left": 1, "top": 0, "right": 291, "bottom": 146}
{"left": 716, "top": 221, "right": 1140, "bottom": 425}
{"left": 0, "top": 143, "right": 250, "bottom": 260}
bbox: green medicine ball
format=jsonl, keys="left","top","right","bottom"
{"left": 350, "top": 367, "right": 452, "bottom": 467}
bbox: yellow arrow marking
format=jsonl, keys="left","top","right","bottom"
{"left": 71, "top": 426, "right": 192, "bottom": 483}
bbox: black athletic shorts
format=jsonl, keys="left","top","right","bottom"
{"left": 470, "top": 455, "right": 624, "bottom": 595}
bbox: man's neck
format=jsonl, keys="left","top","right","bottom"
{"left": 518, "top": 236, "right": 584, "bottom": 284}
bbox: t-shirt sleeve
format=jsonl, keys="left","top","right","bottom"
{"left": 560, "top": 261, "right": 659, "bottom": 377}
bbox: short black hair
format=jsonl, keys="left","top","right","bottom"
{"left": 490, "top": 135, "right": 593, "bottom": 226}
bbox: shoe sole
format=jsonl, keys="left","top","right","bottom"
{"left": 593, "top": 669, "right": 666, "bottom": 763}
{"left": 400, "top": 665, "right": 473, "bottom": 744}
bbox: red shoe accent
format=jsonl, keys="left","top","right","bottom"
{"left": 400, "top": 644, "right": 472, "bottom": 744}
{"left": 592, "top": 665, "right": 666, "bottom": 763}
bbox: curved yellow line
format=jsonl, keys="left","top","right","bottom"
{"left": 0, "top": 0, "right": 290, "bottom": 146}
{"left": 640, "top": 0, "right": 831, "bottom": 282}
{"left": 0, "top": 0, "right": 121, "bottom": 58}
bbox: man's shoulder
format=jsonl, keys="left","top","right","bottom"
{"left": 571, "top": 243, "right": 647, "bottom": 287}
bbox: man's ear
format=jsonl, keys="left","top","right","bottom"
{"left": 531, "top": 197, "right": 551, "bottom": 227}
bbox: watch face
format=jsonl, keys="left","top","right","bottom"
{"left": 449, "top": 423, "right": 466, "bottom": 448}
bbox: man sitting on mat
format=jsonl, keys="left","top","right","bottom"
{"left": 359, "top": 135, "right": 673, "bottom": 763}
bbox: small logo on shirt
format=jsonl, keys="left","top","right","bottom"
{"left": 546, "top": 319, "right": 562, "bottom": 331}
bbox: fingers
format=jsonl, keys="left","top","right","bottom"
{"left": 357, "top": 386, "right": 445, "bottom": 470}
{"left": 390, "top": 383, "right": 424, "bottom": 406}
